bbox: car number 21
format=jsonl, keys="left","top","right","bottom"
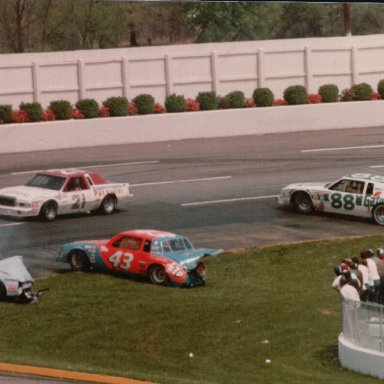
{"left": 108, "top": 251, "right": 134, "bottom": 270}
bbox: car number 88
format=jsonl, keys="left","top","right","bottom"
{"left": 330, "top": 193, "right": 355, "bottom": 210}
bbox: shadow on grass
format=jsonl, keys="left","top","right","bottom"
{"left": 314, "top": 343, "right": 342, "bottom": 370}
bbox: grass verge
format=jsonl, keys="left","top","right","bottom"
{"left": 1, "top": 236, "right": 384, "bottom": 384}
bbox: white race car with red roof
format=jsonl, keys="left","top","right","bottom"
{"left": 0, "top": 169, "right": 133, "bottom": 221}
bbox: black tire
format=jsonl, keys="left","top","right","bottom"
{"left": 69, "top": 250, "right": 90, "bottom": 272}
{"left": 39, "top": 201, "right": 58, "bottom": 221}
{"left": 293, "top": 192, "right": 313, "bottom": 214}
{"left": 99, "top": 195, "right": 116, "bottom": 215}
{"left": 373, "top": 204, "right": 384, "bottom": 225}
{"left": 0, "top": 282, "right": 6, "bottom": 301}
{"left": 148, "top": 265, "right": 169, "bottom": 286}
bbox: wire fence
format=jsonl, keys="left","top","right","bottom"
{"left": 341, "top": 297, "right": 384, "bottom": 353}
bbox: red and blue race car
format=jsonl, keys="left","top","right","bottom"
{"left": 56, "top": 229, "right": 223, "bottom": 287}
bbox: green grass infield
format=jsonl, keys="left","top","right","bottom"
{"left": 1, "top": 236, "right": 384, "bottom": 384}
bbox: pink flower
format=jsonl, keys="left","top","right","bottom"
{"left": 12, "top": 110, "right": 29, "bottom": 123}
{"left": 371, "top": 92, "right": 381, "bottom": 101}
{"left": 154, "top": 103, "right": 166, "bottom": 114}
{"left": 128, "top": 102, "right": 137, "bottom": 116}
{"left": 272, "top": 99, "right": 288, "bottom": 106}
{"left": 307, "top": 94, "right": 322, "bottom": 104}
{"left": 99, "top": 106, "right": 110, "bottom": 117}
{"left": 72, "top": 108, "right": 84, "bottom": 119}
{"left": 42, "top": 108, "right": 56, "bottom": 121}
{"left": 245, "top": 98, "right": 255, "bottom": 108}
{"left": 185, "top": 98, "right": 200, "bottom": 112}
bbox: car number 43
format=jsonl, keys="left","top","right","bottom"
{"left": 109, "top": 251, "right": 134, "bottom": 270}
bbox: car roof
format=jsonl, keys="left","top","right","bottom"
{"left": 37, "top": 169, "right": 87, "bottom": 178}
{"left": 345, "top": 173, "right": 384, "bottom": 183}
{"left": 117, "top": 229, "right": 179, "bottom": 241}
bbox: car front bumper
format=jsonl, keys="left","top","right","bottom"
{"left": 0, "top": 205, "right": 37, "bottom": 218}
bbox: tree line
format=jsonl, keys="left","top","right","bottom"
{"left": 1, "top": 1, "right": 384, "bottom": 54}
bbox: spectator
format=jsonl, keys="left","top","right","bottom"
{"left": 352, "top": 256, "right": 369, "bottom": 301}
{"left": 361, "top": 249, "right": 381, "bottom": 303}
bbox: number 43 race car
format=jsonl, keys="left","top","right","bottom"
{"left": 277, "top": 173, "right": 384, "bottom": 225}
{"left": 0, "top": 169, "right": 133, "bottom": 221}
{"left": 57, "top": 229, "right": 224, "bottom": 287}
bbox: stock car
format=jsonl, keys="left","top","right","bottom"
{"left": 0, "top": 256, "right": 37, "bottom": 302}
{"left": 57, "top": 229, "right": 224, "bottom": 287}
{"left": 277, "top": 173, "right": 384, "bottom": 225}
{"left": 0, "top": 169, "right": 133, "bottom": 221}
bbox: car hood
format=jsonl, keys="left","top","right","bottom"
{"left": 0, "top": 185, "right": 57, "bottom": 200}
{"left": 0, "top": 256, "right": 33, "bottom": 283}
{"left": 164, "top": 248, "right": 224, "bottom": 270}
{"left": 284, "top": 182, "right": 329, "bottom": 190}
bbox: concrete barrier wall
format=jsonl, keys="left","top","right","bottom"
{"left": 339, "top": 334, "right": 384, "bottom": 379}
{"left": 1, "top": 101, "right": 383, "bottom": 154}
{"left": 2, "top": 34, "right": 384, "bottom": 108}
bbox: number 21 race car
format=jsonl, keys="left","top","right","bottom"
{"left": 0, "top": 168, "right": 133, "bottom": 221}
{"left": 277, "top": 173, "right": 384, "bottom": 225}
{"left": 57, "top": 229, "right": 224, "bottom": 287}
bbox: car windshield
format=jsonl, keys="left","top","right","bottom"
{"left": 161, "top": 237, "right": 193, "bottom": 253}
{"left": 25, "top": 173, "right": 66, "bottom": 191}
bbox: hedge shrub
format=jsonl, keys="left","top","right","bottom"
{"left": 0, "top": 105, "right": 13, "bottom": 124}
{"left": 165, "top": 94, "right": 186, "bottom": 113}
{"left": 133, "top": 94, "right": 155, "bottom": 115}
{"left": 219, "top": 96, "right": 231, "bottom": 109}
{"left": 49, "top": 100, "right": 72, "bottom": 120}
{"left": 20, "top": 102, "right": 43, "bottom": 122}
{"left": 318, "top": 84, "right": 339, "bottom": 103}
{"left": 252, "top": 88, "right": 274, "bottom": 107}
{"left": 196, "top": 91, "right": 219, "bottom": 110}
{"left": 350, "top": 83, "right": 373, "bottom": 101}
{"left": 378, "top": 80, "right": 384, "bottom": 99}
{"left": 103, "top": 96, "right": 129, "bottom": 116}
{"left": 283, "top": 85, "right": 308, "bottom": 105}
{"left": 226, "top": 90, "right": 245, "bottom": 109}
{"left": 76, "top": 98, "right": 99, "bottom": 118}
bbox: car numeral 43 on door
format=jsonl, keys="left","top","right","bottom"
{"left": 109, "top": 251, "right": 134, "bottom": 270}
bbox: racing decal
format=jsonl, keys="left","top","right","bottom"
{"left": 108, "top": 251, "right": 134, "bottom": 271}
{"left": 323, "top": 192, "right": 384, "bottom": 210}
{"left": 71, "top": 193, "right": 86, "bottom": 210}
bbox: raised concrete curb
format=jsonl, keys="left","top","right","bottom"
{"left": 0, "top": 363, "right": 157, "bottom": 384}
{"left": 1, "top": 101, "right": 384, "bottom": 154}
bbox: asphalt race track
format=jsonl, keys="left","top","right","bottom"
{"left": 1, "top": 127, "right": 384, "bottom": 278}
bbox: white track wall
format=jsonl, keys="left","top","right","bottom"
{"left": 1, "top": 34, "right": 384, "bottom": 108}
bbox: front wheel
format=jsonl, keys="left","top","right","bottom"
{"left": 293, "top": 192, "right": 313, "bottom": 214}
{"left": 148, "top": 265, "right": 169, "bottom": 286}
{"left": 39, "top": 201, "right": 58, "bottom": 221}
{"left": 99, "top": 195, "right": 116, "bottom": 215}
{"left": 373, "top": 204, "right": 384, "bottom": 225}
{"left": 0, "top": 282, "right": 6, "bottom": 301}
{"left": 69, "top": 250, "right": 90, "bottom": 272}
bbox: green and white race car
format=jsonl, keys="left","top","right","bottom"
{"left": 276, "top": 173, "right": 384, "bottom": 225}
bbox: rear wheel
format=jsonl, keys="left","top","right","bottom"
{"left": 69, "top": 250, "right": 90, "bottom": 272}
{"left": 39, "top": 201, "right": 58, "bottom": 221}
{"left": 0, "top": 282, "right": 6, "bottom": 301}
{"left": 373, "top": 204, "right": 384, "bottom": 225}
{"left": 99, "top": 195, "right": 116, "bottom": 215}
{"left": 293, "top": 192, "right": 313, "bottom": 214}
{"left": 148, "top": 265, "right": 168, "bottom": 286}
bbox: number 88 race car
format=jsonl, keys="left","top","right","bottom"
{"left": 276, "top": 173, "right": 384, "bottom": 225}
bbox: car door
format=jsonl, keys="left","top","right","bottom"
{"left": 100, "top": 235, "right": 144, "bottom": 275}
{"left": 324, "top": 179, "right": 367, "bottom": 217}
{"left": 61, "top": 177, "right": 95, "bottom": 214}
